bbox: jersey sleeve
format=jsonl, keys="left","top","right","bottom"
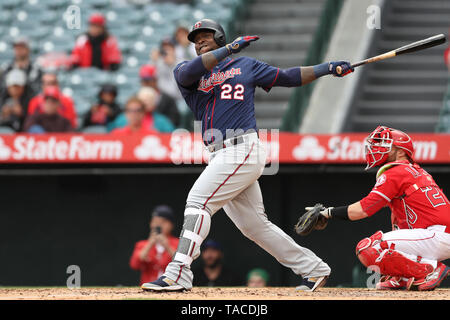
{"left": 360, "top": 170, "right": 403, "bottom": 216}
{"left": 173, "top": 61, "right": 198, "bottom": 98}
{"left": 251, "top": 58, "right": 280, "bottom": 92}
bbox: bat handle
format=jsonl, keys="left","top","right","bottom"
{"left": 336, "top": 62, "right": 359, "bottom": 75}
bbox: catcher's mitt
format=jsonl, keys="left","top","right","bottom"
{"left": 294, "top": 203, "right": 329, "bottom": 236}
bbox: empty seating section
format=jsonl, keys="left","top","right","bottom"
{"left": 344, "top": 0, "right": 450, "bottom": 133}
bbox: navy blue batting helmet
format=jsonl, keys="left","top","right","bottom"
{"left": 187, "top": 19, "right": 226, "bottom": 47}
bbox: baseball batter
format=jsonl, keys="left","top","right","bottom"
{"left": 298, "top": 126, "right": 450, "bottom": 291}
{"left": 141, "top": 19, "right": 353, "bottom": 292}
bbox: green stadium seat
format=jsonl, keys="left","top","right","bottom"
{"left": 22, "top": 27, "right": 51, "bottom": 43}
{"left": 22, "top": 2, "right": 45, "bottom": 15}
{"left": 89, "top": 0, "right": 110, "bottom": 10}
{"left": 109, "top": 25, "right": 140, "bottom": 41}
{"left": 42, "top": 0, "right": 70, "bottom": 10}
{"left": 73, "top": 97, "right": 92, "bottom": 116}
{"left": 82, "top": 125, "right": 108, "bottom": 134}
{"left": 0, "top": 126, "right": 15, "bottom": 134}
{"left": 0, "top": 11, "right": 14, "bottom": 26}
{"left": 90, "top": 71, "right": 112, "bottom": 86}
{"left": 39, "top": 11, "right": 60, "bottom": 25}
{"left": 1, "top": 0, "right": 24, "bottom": 11}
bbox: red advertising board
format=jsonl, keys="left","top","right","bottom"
{"left": 0, "top": 132, "right": 448, "bottom": 164}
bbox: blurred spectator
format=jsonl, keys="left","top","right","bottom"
{"left": 129, "top": 205, "right": 179, "bottom": 285}
{"left": 23, "top": 86, "right": 73, "bottom": 133}
{"left": 109, "top": 87, "right": 175, "bottom": 133}
{"left": 28, "top": 72, "right": 77, "bottom": 129}
{"left": 83, "top": 83, "right": 121, "bottom": 129}
{"left": 0, "top": 69, "right": 35, "bottom": 131}
{"left": 139, "top": 64, "right": 180, "bottom": 127}
{"left": 173, "top": 24, "right": 196, "bottom": 62}
{"left": 71, "top": 13, "right": 122, "bottom": 71}
{"left": 150, "top": 38, "right": 182, "bottom": 101}
{"left": 246, "top": 268, "right": 270, "bottom": 288}
{"left": 138, "top": 87, "right": 175, "bottom": 132}
{"left": 0, "top": 36, "right": 43, "bottom": 94}
{"left": 110, "top": 96, "right": 157, "bottom": 135}
{"left": 192, "top": 239, "right": 243, "bottom": 287}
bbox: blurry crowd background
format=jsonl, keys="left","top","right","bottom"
{"left": 0, "top": 0, "right": 241, "bottom": 134}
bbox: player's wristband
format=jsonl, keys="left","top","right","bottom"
{"left": 330, "top": 206, "right": 350, "bottom": 220}
{"left": 313, "top": 62, "right": 331, "bottom": 78}
{"left": 212, "top": 46, "right": 231, "bottom": 62}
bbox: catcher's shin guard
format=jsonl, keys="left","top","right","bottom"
{"left": 356, "top": 231, "right": 433, "bottom": 279}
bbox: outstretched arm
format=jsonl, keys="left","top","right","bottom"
{"left": 269, "top": 61, "right": 354, "bottom": 88}
{"left": 174, "top": 36, "right": 260, "bottom": 87}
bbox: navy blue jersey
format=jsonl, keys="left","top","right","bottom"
{"left": 174, "top": 56, "right": 280, "bottom": 144}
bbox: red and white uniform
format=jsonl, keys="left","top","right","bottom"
{"left": 360, "top": 160, "right": 450, "bottom": 267}
{"left": 361, "top": 160, "right": 450, "bottom": 232}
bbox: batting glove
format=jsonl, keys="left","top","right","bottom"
{"left": 305, "top": 206, "right": 334, "bottom": 219}
{"left": 329, "top": 61, "right": 354, "bottom": 77}
{"left": 226, "top": 36, "right": 260, "bottom": 54}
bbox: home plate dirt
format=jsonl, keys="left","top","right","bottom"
{"left": 0, "top": 287, "right": 449, "bottom": 300}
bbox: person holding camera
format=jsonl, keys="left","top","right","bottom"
{"left": 129, "top": 205, "right": 179, "bottom": 285}
{"left": 150, "top": 38, "right": 182, "bottom": 102}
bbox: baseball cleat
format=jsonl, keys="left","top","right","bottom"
{"left": 296, "top": 275, "right": 328, "bottom": 292}
{"left": 376, "top": 276, "right": 412, "bottom": 290}
{"left": 416, "top": 262, "right": 450, "bottom": 291}
{"left": 141, "top": 276, "right": 187, "bottom": 292}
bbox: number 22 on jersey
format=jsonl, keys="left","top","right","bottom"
{"left": 221, "top": 84, "right": 244, "bottom": 100}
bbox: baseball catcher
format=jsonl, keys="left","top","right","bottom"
{"left": 296, "top": 126, "right": 450, "bottom": 291}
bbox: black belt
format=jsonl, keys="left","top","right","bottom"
{"left": 206, "top": 135, "right": 245, "bottom": 152}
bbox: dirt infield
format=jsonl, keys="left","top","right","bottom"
{"left": 0, "top": 287, "right": 449, "bottom": 300}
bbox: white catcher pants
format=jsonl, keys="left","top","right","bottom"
{"left": 381, "top": 226, "right": 450, "bottom": 269}
{"left": 163, "top": 133, "right": 331, "bottom": 289}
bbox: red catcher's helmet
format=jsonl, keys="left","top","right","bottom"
{"left": 364, "top": 126, "right": 414, "bottom": 169}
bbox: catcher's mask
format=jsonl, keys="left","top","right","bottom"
{"left": 364, "top": 125, "right": 414, "bottom": 170}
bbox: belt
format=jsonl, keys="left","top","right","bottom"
{"left": 206, "top": 135, "right": 245, "bottom": 153}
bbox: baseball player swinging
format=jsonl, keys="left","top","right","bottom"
{"left": 141, "top": 18, "right": 353, "bottom": 292}
{"left": 296, "top": 126, "right": 450, "bottom": 291}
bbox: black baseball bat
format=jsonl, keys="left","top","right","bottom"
{"left": 337, "top": 34, "right": 446, "bottom": 74}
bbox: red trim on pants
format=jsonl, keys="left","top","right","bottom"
{"left": 202, "top": 142, "right": 255, "bottom": 210}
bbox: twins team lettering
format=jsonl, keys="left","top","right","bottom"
{"left": 198, "top": 68, "right": 242, "bottom": 93}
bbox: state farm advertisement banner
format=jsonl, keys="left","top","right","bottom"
{"left": 0, "top": 132, "right": 448, "bottom": 164}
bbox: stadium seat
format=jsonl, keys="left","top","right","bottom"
{"left": 92, "top": 0, "right": 111, "bottom": 9}
{"left": 39, "top": 11, "right": 60, "bottom": 25}
{"left": 0, "top": 11, "right": 14, "bottom": 26}
{"left": 110, "top": 25, "right": 140, "bottom": 41}
{"left": 0, "top": 126, "right": 15, "bottom": 134}
{"left": 41, "top": 0, "right": 70, "bottom": 10}
{"left": 82, "top": 125, "right": 108, "bottom": 134}
{"left": 72, "top": 96, "right": 92, "bottom": 116}
{"left": 1, "top": 0, "right": 24, "bottom": 11}
{"left": 24, "top": 26, "right": 51, "bottom": 42}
